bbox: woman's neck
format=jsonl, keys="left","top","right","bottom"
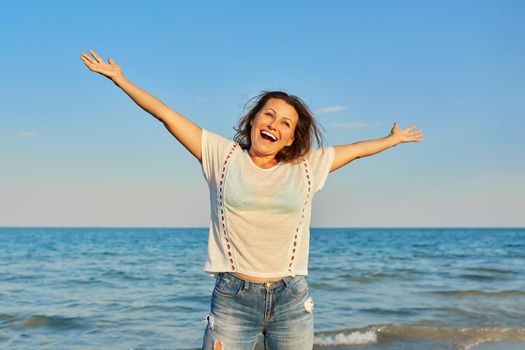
{"left": 248, "top": 149, "right": 279, "bottom": 169}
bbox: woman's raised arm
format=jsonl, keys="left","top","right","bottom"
{"left": 80, "top": 49, "right": 202, "bottom": 161}
{"left": 330, "top": 122, "right": 423, "bottom": 172}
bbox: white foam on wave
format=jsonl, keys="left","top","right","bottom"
{"left": 462, "top": 337, "right": 494, "bottom": 350}
{"left": 314, "top": 330, "right": 378, "bottom": 346}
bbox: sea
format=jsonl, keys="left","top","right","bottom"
{"left": 1, "top": 227, "right": 524, "bottom": 350}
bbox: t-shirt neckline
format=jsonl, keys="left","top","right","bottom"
{"left": 244, "top": 150, "right": 282, "bottom": 171}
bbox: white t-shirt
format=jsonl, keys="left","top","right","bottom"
{"left": 200, "top": 129, "right": 334, "bottom": 277}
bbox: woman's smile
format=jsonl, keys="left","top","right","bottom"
{"left": 249, "top": 98, "right": 298, "bottom": 158}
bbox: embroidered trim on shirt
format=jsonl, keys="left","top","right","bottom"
{"left": 217, "top": 143, "right": 239, "bottom": 271}
{"left": 287, "top": 160, "right": 312, "bottom": 274}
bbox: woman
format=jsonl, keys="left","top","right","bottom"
{"left": 80, "top": 49, "right": 423, "bottom": 350}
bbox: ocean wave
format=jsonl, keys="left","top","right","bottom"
{"left": 3, "top": 314, "right": 89, "bottom": 330}
{"left": 358, "top": 307, "right": 419, "bottom": 316}
{"left": 466, "top": 267, "right": 518, "bottom": 274}
{"left": 101, "top": 269, "right": 149, "bottom": 281}
{"left": 459, "top": 274, "right": 499, "bottom": 281}
{"left": 314, "top": 329, "right": 377, "bottom": 345}
{"left": 430, "top": 290, "right": 525, "bottom": 297}
{"left": 313, "top": 325, "right": 525, "bottom": 348}
{"left": 0, "top": 273, "right": 38, "bottom": 282}
{"left": 339, "top": 271, "right": 414, "bottom": 283}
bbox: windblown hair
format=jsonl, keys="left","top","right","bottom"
{"left": 233, "top": 91, "right": 325, "bottom": 163}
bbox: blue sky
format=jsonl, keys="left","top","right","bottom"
{"left": 1, "top": 0, "right": 523, "bottom": 227}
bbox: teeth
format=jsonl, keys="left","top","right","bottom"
{"left": 261, "top": 130, "right": 277, "bottom": 141}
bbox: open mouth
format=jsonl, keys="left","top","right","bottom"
{"left": 260, "top": 130, "right": 278, "bottom": 142}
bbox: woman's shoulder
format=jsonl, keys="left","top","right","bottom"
{"left": 202, "top": 129, "right": 238, "bottom": 150}
{"left": 292, "top": 146, "right": 334, "bottom": 163}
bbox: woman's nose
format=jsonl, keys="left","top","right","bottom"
{"left": 268, "top": 119, "right": 278, "bottom": 130}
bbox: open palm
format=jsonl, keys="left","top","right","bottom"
{"left": 80, "top": 49, "right": 123, "bottom": 81}
{"left": 389, "top": 122, "right": 423, "bottom": 143}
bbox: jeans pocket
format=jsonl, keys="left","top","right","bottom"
{"left": 285, "top": 276, "right": 309, "bottom": 297}
{"left": 213, "top": 273, "right": 245, "bottom": 298}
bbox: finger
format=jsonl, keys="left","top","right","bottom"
{"left": 80, "top": 55, "right": 91, "bottom": 65}
{"left": 81, "top": 53, "right": 96, "bottom": 64}
{"left": 81, "top": 58, "right": 96, "bottom": 71}
{"left": 80, "top": 55, "right": 96, "bottom": 69}
{"left": 89, "top": 49, "right": 104, "bottom": 63}
{"left": 405, "top": 125, "right": 416, "bottom": 131}
{"left": 80, "top": 57, "right": 99, "bottom": 72}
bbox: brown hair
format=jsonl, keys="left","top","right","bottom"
{"left": 233, "top": 91, "right": 325, "bottom": 163}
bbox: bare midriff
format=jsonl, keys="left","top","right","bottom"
{"left": 233, "top": 272, "right": 285, "bottom": 283}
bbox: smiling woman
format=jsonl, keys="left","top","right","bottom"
{"left": 234, "top": 91, "right": 325, "bottom": 167}
{"left": 80, "top": 49, "right": 423, "bottom": 350}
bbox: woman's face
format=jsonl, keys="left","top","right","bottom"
{"left": 249, "top": 98, "right": 298, "bottom": 159}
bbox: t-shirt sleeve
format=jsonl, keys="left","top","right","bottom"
{"left": 201, "top": 129, "right": 234, "bottom": 183}
{"left": 307, "top": 146, "right": 335, "bottom": 193}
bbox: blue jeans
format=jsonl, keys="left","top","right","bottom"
{"left": 202, "top": 272, "right": 314, "bottom": 350}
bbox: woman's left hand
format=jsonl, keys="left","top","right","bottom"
{"left": 389, "top": 122, "right": 423, "bottom": 144}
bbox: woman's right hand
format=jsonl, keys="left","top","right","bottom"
{"left": 80, "top": 49, "right": 125, "bottom": 83}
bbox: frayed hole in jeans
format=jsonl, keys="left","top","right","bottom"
{"left": 304, "top": 297, "right": 314, "bottom": 313}
{"left": 206, "top": 313, "right": 215, "bottom": 329}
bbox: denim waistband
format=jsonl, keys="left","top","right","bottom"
{"left": 218, "top": 272, "right": 300, "bottom": 290}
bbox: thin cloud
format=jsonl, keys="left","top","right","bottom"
{"left": 17, "top": 131, "right": 39, "bottom": 138}
{"left": 327, "top": 122, "right": 368, "bottom": 130}
{"left": 315, "top": 106, "right": 348, "bottom": 115}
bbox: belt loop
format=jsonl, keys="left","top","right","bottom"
{"left": 231, "top": 272, "right": 248, "bottom": 291}
{"left": 282, "top": 276, "right": 292, "bottom": 288}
